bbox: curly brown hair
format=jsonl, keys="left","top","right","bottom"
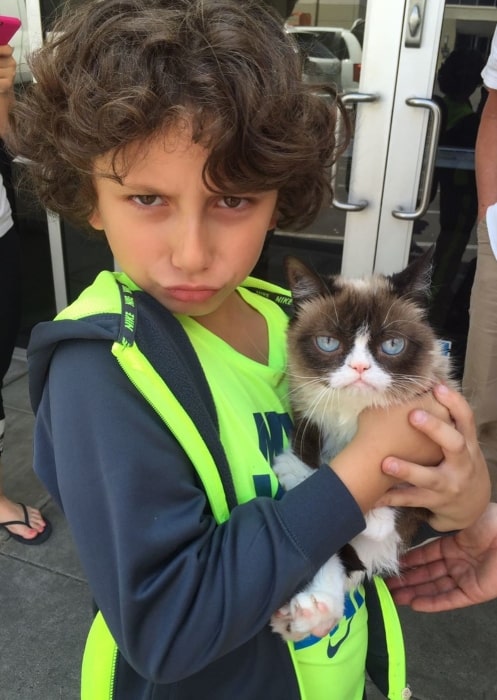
{"left": 8, "top": 0, "right": 350, "bottom": 231}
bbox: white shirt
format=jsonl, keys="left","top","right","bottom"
{"left": 0, "top": 175, "right": 13, "bottom": 239}
{"left": 482, "top": 26, "right": 497, "bottom": 91}
{"left": 486, "top": 203, "right": 497, "bottom": 260}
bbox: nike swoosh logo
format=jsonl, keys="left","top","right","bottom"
{"left": 327, "top": 617, "right": 353, "bottom": 658}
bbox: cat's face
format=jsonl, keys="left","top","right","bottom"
{"left": 285, "top": 251, "right": 448, "bottom": 415}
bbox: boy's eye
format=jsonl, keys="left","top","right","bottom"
{"left": 220, "top": 196, "right": 244, "bottom": 209}
{"left": 131, "top": 194, "right": 163, "bottom": 207}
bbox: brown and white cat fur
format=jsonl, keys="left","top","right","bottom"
{"left": 271, "top": 248, "right": 456, "bottom": 642}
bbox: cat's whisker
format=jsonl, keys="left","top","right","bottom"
{"left": 391, "top": 374, "right": 436, "bottom": 388}
{"left": 293, "top": 386, "right": 331, "bottom": 453}
{"left": 381, "top": 298, "right": 401, "bottom": 327}
{"left": 286, "top": 379, "right": 326, "bottom": 403}
{"left": 286, "top": 370, "right": 325, "bottom": 381}
{"left": 300, "top": 385, "right": 334, "bottom": 435}
{"left": 329, "top": 297, "right": 340, "bottom": 326}
{"left": 321, "top": 387, "right": 343, "bottom": 428}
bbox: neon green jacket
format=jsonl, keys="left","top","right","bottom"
{"left": 28, "top": 271, "right": 409, "bottom": 700}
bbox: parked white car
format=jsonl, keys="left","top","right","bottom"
{"left": 286, "top": 26, "right": 362, "bottom": 93}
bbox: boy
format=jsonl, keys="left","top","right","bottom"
{"left": 8, "top": 1, "right": 489, "bottom": 698}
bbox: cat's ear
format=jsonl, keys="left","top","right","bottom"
{"left": 388, "top": 246, "right": 434, "bottom": 305}
{"left": 284, "top": 256, "right": 329, "bottom": 305}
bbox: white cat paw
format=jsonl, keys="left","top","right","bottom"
{"left": 272, "top": 450, "right": 315, "bottom": 490}
{"left": 363, "top": 507, "right": 396, "bottom": 541}
{"left": 271, "top": 590, "right": 344, "bottom": 642}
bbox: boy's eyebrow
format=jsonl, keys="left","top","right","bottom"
{"left": 110, "top": 179, "right": 161, "bottom": 192}
{"left": 96, "top": 173, "right": 159, "bottom": 191}
{"left": 95, "top": 171, "right": 125, "bottom": 185}
{"left": 102, "top": 175, "right": 255, "bottom": 196}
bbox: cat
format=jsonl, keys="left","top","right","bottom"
{"left": 270, "top": 247, "right": 456, "bottom": 642}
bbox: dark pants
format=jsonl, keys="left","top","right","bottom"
{"left": 0, "top": 224, "right": 22, "bottom": 422}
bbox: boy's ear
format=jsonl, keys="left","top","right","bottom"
{"left": 88, "top": 208, "right": 104, "bottom": 231}
{"left": 269, "top": 215, "right": 277, "bottom": 230}
{"left": 269, "top": 205, "right": 278, "bottom": 231}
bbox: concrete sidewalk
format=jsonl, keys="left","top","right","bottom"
{"left": 1, "top": 357, "right": 496, "bottom": 700}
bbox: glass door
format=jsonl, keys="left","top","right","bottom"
{"left": 376, "top": 1, "right": 495, "bottom": 374}
{"left": 256, "top": 0, "right": 446, "bottom": 286}
{"left": 257, "top": 0, "right": 496, "bottom": 377}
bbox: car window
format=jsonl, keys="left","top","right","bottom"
{"left": 350, "top": 19, "right": 365, "bottom": 49}
{"left": 292, "top": 33, "right": 338, "bottom": 60}
{"left": 335, "top": 37, "right": 349, "bottom": 61}
{"left": 315, "top": 32, "right": 349, "bottom": 61}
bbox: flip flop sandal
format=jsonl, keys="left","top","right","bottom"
{"left": 0, "top": 503, "right": 52, "bottom": 545}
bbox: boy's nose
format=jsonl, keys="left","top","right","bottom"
{"left": 171, "top": 218, "right": 212, "bottom": 273}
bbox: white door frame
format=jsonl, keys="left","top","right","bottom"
{"left": 342, "top": 0, "right": 444, "bottom": 277}
{"left": 340, "top": 0, "right": 409, "bottom": 277}
{"left": 374, "top": 0, "right": 444, "bottom": 274}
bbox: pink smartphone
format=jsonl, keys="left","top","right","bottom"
{"left": 0, "top": 16, "right": 22, "bottom": 45}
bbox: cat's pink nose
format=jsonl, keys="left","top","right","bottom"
{"left": 350, "top": 361, "right": 370, "bottom": 374}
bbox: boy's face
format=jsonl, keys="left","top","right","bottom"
{"left": 89, "top": 128, "right": 278, "bottom": 319}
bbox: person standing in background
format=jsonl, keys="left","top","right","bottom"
{"left": 463, "top": 26, "right": 497, "bottom": 500}
{"left": 0, "top": 43, "right": 50, "bottom": 544}
{"left": 429, "top": 48, "right": 484, "bottom": 332}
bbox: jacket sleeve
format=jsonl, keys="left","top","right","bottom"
{"left": 33, "top": 338, "right": 365, "bottom": 683}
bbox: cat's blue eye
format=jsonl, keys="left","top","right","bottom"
{"left": 315, "top": 336, "right": 340, "bottom": 353}
{"left": 381, "top": 337, "right": 405, "bottom": 355}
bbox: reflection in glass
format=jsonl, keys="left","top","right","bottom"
{"left": 412, "top": 6, "right": 495, "bottom": 376}
{"left": 255, "top": 1, "right": 365, "bottom": 285}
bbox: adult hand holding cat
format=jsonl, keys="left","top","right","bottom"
{"left": 386, "top": 502, "right": 497, "bottom": 611}
{"left": 378, "top": 384, "right": 490, "bottom": 532}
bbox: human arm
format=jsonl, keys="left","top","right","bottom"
{"left": 0, "top": 44, "right": 15, "bottom": 137}
{"left": 386, "top": 502, "right": 497, "bottom": 611}
{"left": 476, "top": 87, "right": 497, "bottom": 222}
{"left": 375, "top": 384, "right": 490, "bottom": 532}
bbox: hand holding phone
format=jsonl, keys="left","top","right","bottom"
{"left": 0, "top": 18, "right": 18, "bottom": 98}
{"left": 0, "top": 16, "right": 22, "bottom": 46}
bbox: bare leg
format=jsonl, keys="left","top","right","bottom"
{"left": 0, "top": 225, "right": 49, "bottom": 541}
{"left": 0, "top": 420, "right": 48, "bottom": 540}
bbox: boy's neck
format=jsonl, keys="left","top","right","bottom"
{"left": 195, "top": 291, "right": 269, "bottom": 364}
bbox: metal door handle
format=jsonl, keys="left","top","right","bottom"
{"left": 332, "top": 92, "right": 378, "bottom": 212}
{"left": 392, "top": 97, "right": 441, "bottom": 220}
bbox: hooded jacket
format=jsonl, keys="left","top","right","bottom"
{"left": 28, "top": 271, "right": 406, "bottom": 700}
